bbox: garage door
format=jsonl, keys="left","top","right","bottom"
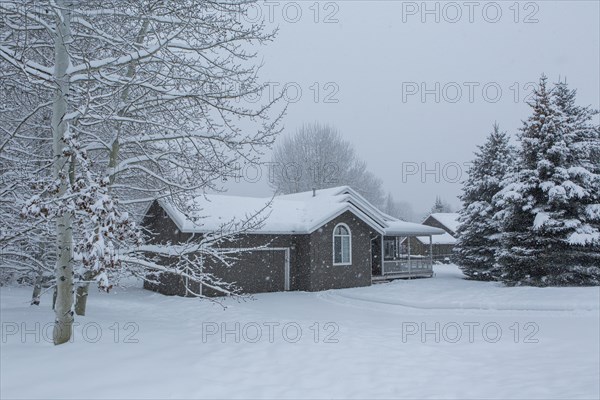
{"left": 203, "top": 248, "right": 290, "bottom": 296}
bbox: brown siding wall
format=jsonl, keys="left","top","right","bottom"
{"left": 415, "top": 215, "right": 456, "bottom": 262}
{"left": 407, "top": 237, "right": 454, "bottom": 263}
{"left": 141, "top": 202, "right": 376, "bottom": 296}
{"left": 307, "top": 211, "right": 377, "bottom": 291}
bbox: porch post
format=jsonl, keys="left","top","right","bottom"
{"left": 429, "top": 235, "right": 433, "bottom": 270}
{"left": 284, "top": 248, "right": 290, "bottom": 291}
{"left": 407, "top": 236, "right": 412, "bottom": 279}
{"left": 381, "top": 235, "right": 385, "bottom": 276}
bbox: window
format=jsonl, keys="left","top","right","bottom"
{"left": 333, "top": 224, "right": 351, "bottom": 265}
{"left": 384, "top": 237, "right": 408, "bottom": 260}
{"left": 384, "top": 238, "right": 397, "bottom": 260}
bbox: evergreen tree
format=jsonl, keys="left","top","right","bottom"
{"left": 454, "top": 123, "right": 514, "bottom": 280}
{"left": 495, "top": 76, "right": 600, "bottom": 286}
{"left": 535, "top": 80, "right": 600, "bottom": 281}
{"left": 430, "top": 196, "right": 452, "bottom": 214}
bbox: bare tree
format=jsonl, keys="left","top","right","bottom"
{"left": 269, "top": 122, "right": 384, "bottom": 207}
{"left": 0, "top": 43, "right": 55, "bottom": 302}
{"left": 1, "top": 0, "right": 284, "bottom": 344}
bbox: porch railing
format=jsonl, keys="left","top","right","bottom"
{"left": 382, "top": 257, "right": 433, "bottom": 276}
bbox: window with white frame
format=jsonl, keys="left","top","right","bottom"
{"left": 333, "top": 224, "right": 351, "bottom": 265}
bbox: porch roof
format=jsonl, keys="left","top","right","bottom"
{"left": 383, "top": 219, "right": 445, "bottom": 236}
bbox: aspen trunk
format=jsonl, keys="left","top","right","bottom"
{"left": 31, "top": 238, "right": 47, "bottom": 306}
{"left": 30, "top": 269, "right": 43, "bottom": 306}
{"left": 74, "top": 283, "right": 89, "bottom": 316}
{"left": 52, "top": 0, "right": 74, "bottom": 345}
{"left": 75, "top": 270, "right": 92, "bottom": 316}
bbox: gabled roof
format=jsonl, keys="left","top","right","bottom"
{"left": 428, "top": 213, "right": 460, "bottom": 234}
{"left": 158, "top": 186, "right": 445, "bottom": 236}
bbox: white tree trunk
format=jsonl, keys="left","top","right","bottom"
{"left": 30, "top": 269, "right": 43, "bottom": 306}
{"left": 75, "top": 271, "right": 92, "bottom": 316}
{"left": 52, "top": 0, "right": 74, "bottom": 345}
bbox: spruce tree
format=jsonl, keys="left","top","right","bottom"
{"left": 534, "top": 80, "right": 600, "bottom": 283}
{"left": 454, "top": 123, "right": 514, "bottom": 280}
{"left": 430, "top": 196, "right": 452, "bottom": 213}
{"left": 495, "top": 76, "right": 600, "bottom": 286}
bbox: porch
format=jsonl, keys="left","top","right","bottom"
{"left": 371, "top": 233, "right": 436, "bottom": 281}
{"left": 380, "top": 256, "right": 434, "bottom": 279}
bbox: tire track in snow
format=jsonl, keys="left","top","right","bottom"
{"left": 317, "top": 290, "right": 599, "bottom": 313}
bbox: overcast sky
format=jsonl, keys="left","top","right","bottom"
{"left": 224, "top": 0, "right": 600, "bottom": 217}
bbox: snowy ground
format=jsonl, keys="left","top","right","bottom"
{"left": 1, "top": 265, "right": 599, "bottom": 399}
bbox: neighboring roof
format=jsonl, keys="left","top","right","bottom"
{"left": 416, "top": 232, "right": 457, "bottom": 245}
{"left": 384, "top": 218, "right": 447, "bottom": 236}
{"left": 428, "top": 213, "right": 460, "bottom": 234}
{"left": 158, "top": 186, "right": 445, "bottom": 237}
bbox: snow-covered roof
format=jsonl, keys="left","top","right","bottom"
{"left": 383, "top": 218, "right": 446, "bottom": 236}
{"left": 428, "top": 213, "right": 460, "bottom": 234}
{"left": 416, "top": 232, "right": 457, "bottom": 245}
{"left": 158, "top": 186, "right": 445, "bottom": 236}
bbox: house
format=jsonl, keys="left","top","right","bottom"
{"left": 407, "top": 213, "right": 460, "bottom": 263}
{"left": 142, "top": 186, "right": 445, "bottom": 296}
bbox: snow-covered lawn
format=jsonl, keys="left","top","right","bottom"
{"left": 1, "top": 265, "right": 599, "bottom": 399}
